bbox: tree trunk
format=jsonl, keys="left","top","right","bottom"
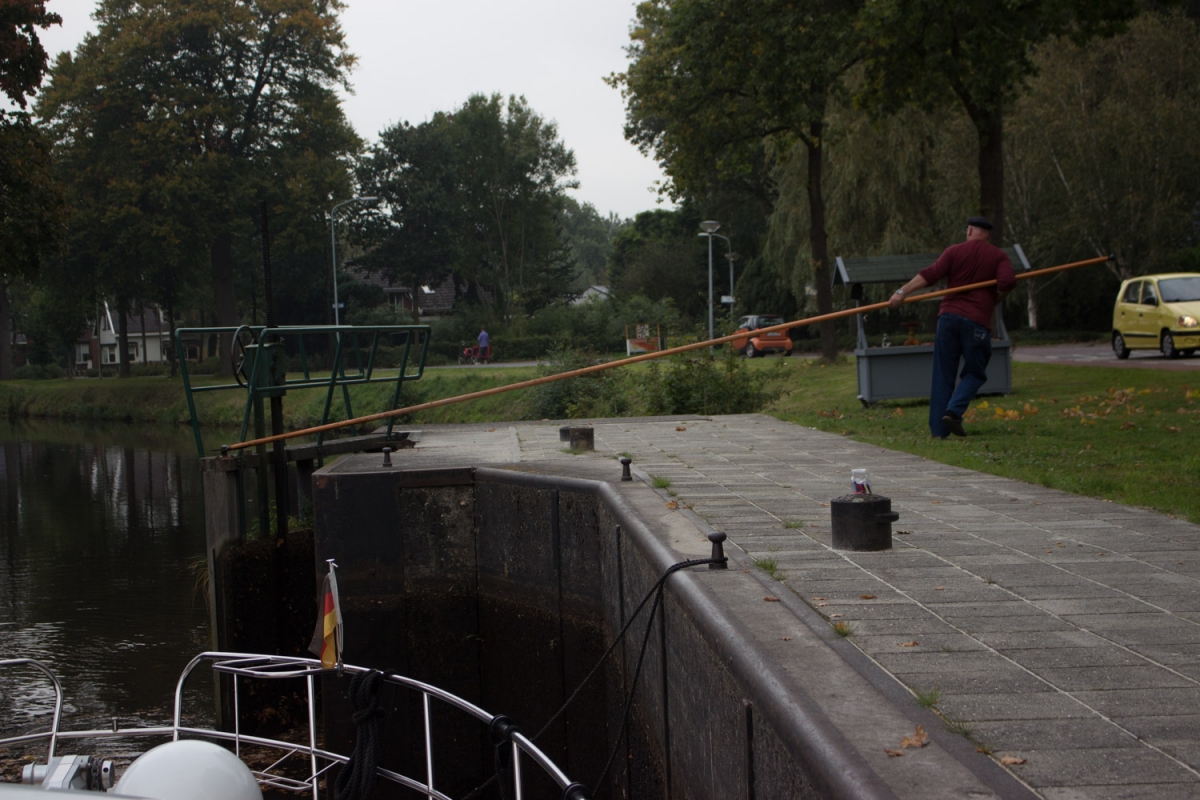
{"left": 166, "top": 303, "right": 178, "bottom": 378}
{"left": 806, "top": 122, "right": 838, "bottom": 361}
{"left": 0, "top": 283, "right": 12, "bottom": 380}
{"left": 211, "top": 231, "right": 241, "bottom": 377}
{"left": 117, "top": 298, "right": 131, "bottom": 378}
{"left": 976, "top": 110, "right": 1005, "bottom": 245}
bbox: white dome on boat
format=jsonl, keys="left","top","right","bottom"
{"left": 113, "top": 740, "right": 262, "bottom": 800}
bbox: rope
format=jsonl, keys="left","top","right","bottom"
{"left": 335, "top": 669, "right": 387, "bottom": 800}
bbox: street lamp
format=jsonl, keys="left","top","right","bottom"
{"left": 725, "top": 250, "right": 740, "bottom": 320}
{"left": 329, "top": 196, "right": 379, "bottom": 326}
{"left": 698, "top": 220, "right": 720, "bottom": 347}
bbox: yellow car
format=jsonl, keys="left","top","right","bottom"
{"left": 1112, "top": 273, "right": 1200, "bottom": 359}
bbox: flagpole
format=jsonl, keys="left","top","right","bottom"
{"left": 327, "top": 559, "right": 343, "bottom": 671}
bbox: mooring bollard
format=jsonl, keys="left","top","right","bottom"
{"left": 830, "top": 494, "right": 899, "bottom": 551}
{"left": 568, "top": 427, "right": 594, "bottom": 451}
{"left": 708, "top": 531, "right": 728, "bottom": 569}
{"left": 619, "top": 457, "right": 632, "bottom": 481}
{"left": 381, "top": 447, "right": 392, "bottom": 467}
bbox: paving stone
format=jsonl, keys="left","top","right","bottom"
{"left": 969, "top": 718, "right": 1141, "bottom": 750}
{"left": 938, "top": 691, "right": 1096, "bottom": 721}
{"left": 1037, "top": 665, "right": 1196, "bottom": 691}
{"left": 1000, "top": 747, "right": 1196, "bottom": 788}
{"left": 1075, "top": 686, "right": 1200, "bottom": 717}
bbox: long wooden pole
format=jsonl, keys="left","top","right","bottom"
{"left": 222, "top": 254, "right": 1113, "bottom": 452}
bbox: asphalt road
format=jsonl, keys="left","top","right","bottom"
{"left": 1012, "top": 342, "right": 1200, "bottom": 370}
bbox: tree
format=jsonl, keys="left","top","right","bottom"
{"left": 1003, "top": 10, "right": 1200, "bottom": 329}
{"left": 38, "top": 0, "right": 358, "bottom": 374}
{"left": 857, "top": 0, "right": 1140, "bottom": 244}
{"left": 610, "top": 0, "right": 864, "bottom": 360}
{"left": 560, "top": 197, "right": 622, "bottom": 291}
{"left": 0, "top": 116, "right": 67, "bottom": 376}
{"left": 358, "top": 94, "right": 578, "bottom": 316}
{"left": 0, "top": 0, "right": 60, "bottom": 110}
{"left": 0, "top": 0, "right": 64, "bottom": 378}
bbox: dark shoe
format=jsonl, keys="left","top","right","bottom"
{"left": 942, "top": 413, "right": 966, "bottom": 437}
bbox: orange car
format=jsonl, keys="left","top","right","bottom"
{"left": 731, "top": 315, "right": 793, "bottom": 357}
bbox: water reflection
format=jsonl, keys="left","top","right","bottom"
{"left": 0, "top": 422, "right": 211, "bottom": 739}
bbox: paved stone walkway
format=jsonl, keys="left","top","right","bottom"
{"left": 513, "top": 414, "right": 1200, "bottom": 799}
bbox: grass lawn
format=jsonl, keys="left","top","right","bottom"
{"left": 758, "top": 356, "right": 1200, "bottom": 524}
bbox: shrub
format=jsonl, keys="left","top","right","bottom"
{"left": 637, "top": 351, "right": 775, "bottom": 415}
{"left": 528, "top": 346, "right": 629, "bottom": 419}
{"left": 13, "top": 363, "right": 65, "bottom": 380}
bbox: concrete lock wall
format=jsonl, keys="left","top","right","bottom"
{"left": 312, "top": 463, "right": 834, "bottom": 799}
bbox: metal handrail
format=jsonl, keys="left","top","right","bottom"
{"left": 174, "top": 323, "right": 431, "bottom": 456}
{"left": 1, "top": 651, "right": 585, "bottom": 799}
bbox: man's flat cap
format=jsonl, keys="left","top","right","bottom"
{"left": 967, "top": 216, "right": 994, "bottom": 230}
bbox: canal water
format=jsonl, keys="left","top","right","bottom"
{"left": 0, "top": 421, "right": 212, "bottom": 747}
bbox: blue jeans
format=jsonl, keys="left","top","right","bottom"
{"left": 930, "top": 314, "right": 992, "bottom": 437}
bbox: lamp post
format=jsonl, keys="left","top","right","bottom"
{"left": 329, "top": 196, "right": 379, "bottom": 326}
{"left": 725, "top": 250, "right": 739, "bottom": 320}
{"left": 698, "top": 220, "right": 720, "bottom": 348}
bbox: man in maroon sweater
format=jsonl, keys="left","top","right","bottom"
{"left": 888, "top": 217, "right": 1016, "bottom": 438}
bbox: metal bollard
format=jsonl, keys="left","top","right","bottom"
{"left": 830, "top": 494, "right": 899, "bottom": 551}
{"left": 381, "top": 447, "right": 392, "bottom": 467}
{"left": 619, "top": 457, "right": 632, "bottom": 481}
{"left": 708, "top": 531, "right": 728, "bottom": 569}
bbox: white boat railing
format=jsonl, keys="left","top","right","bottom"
{"left": 0, "top": 651, "right": 591, "bottom": 800}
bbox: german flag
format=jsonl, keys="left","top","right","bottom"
{"left": 308, "top": 567, "right": 342, "bottom": 669}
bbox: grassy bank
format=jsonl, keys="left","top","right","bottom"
{"left": 760, "top": 357, "right": 1200, "bottom": 524}
{"left": 1, "top": 356, "right": 1196, "bottom": 522}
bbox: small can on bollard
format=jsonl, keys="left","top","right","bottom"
{"left": 851, "top": 468, "right": 871, "bottom": 494}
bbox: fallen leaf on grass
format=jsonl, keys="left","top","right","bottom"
{"left": 884, "top": 749, "right": 905, "bottom": 758}
{"left": 1000, "top": 756, "right": 1026, "bottom": 766}
{"left": 1167, "top": 426, "right": 1182, "bottom": 433}
{"left": 860, "top": 594, "right": 877, "bottom": 600}
{"left": 675, "top": 425, "right": 687, "bottom": 431}
{"left": 899, "top": 726, "right": 928, "bottom": 749}
{"left": 898, "top": 641, "right": 919, "bottom": 647}
{"left": 1120, "top": 422, "right": 1137, "bottom": 430}
{"left": 764, "top": 596, "right": 780, "bottom": 602}
{"left": 665, "top": 500, "right": 679, "bottom": 510}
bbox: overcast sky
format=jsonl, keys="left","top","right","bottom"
{"left": 35, "top": 0, "right": 670, "bottom": 220}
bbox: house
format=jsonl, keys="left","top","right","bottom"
{"left": 346, "top": 268, "right": 462, "bottom": 319}
{"left": 76, "top": 302, "right": 173, "bottom": 371}
{"left": 571, "top": 285, "right": 611, "bottom": 305}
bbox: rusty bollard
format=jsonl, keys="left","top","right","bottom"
{"left": 568, "top": 427, "right": 594, "bottom": 451}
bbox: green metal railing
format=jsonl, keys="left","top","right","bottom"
{"left": 176, "top": 324, "right": 431, "bottom": 457}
